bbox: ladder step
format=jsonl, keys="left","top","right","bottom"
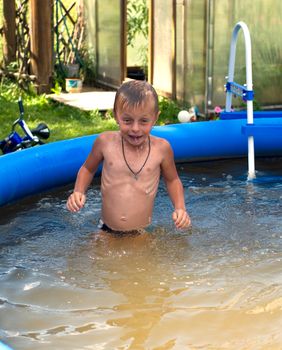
{"left": 242, "top": 124, "right": 282, "bottom": 136}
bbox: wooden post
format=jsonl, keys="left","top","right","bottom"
{"left": 3, "top": 0, "right": 16, "bottom": 65}
{"left": 148, "top": 0, "right": 154, "bottom": 84}
{"left": 29, "top": 0, "right": 53, "bottom": 94}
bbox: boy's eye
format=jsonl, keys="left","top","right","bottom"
{"left": 122, "top": 118, "right": 132, "bottom": 124}
{"left": 120, "top": 117, "right": 151, "bottom": 125}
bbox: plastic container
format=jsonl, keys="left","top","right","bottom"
{"left": 65, "top": 78, "right": 83, "bottom": 93}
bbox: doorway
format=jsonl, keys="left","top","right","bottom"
{"left": 126, "top": 0, "right": 149, "bottom": 81}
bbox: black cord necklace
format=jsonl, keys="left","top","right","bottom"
{"left": 121, "top": 136, "right": 151, "bottom": 180}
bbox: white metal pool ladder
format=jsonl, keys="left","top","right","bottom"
{"left": 225, "top": 21, "right": 256, "bottom": 179}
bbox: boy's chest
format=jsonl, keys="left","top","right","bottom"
{"left": 102, "top": 143, "right": 162, "bottom": 179}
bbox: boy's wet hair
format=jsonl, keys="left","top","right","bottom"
{"left": 113, "top": 80, "right": 159, "bottom": 116}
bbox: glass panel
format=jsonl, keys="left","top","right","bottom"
{"left": 152, "top": 0, "right": 173, "bottom": 95}
{"left": 183, "top": 0, "right": 206, "bottom": 109}
{"left": 84, "top": 0, "right": 123, "bottom": 88}
{"left": 212, "top": 0, "right": 282, "bottom": 108}
{"left": 84, "top": 0, "right": 97, "bottom": 73}
{"left": 209, "top": 0, "right": 231, "bottom": 109}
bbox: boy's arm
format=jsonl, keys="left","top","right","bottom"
{"left": 160, "top": 140, "right": 191, "bottom": 229}
{"left": 67, "top": 135, "right": 104, "bottom": 212}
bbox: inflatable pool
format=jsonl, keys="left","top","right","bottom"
{"left": 0, "top": 111, "right": 282, "bottom": 207}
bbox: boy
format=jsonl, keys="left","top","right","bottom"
{"left": 67, "top": 80, "right": 191, "bottom": 232}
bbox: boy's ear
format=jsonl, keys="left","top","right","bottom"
{"left": 154, "top": 111, "right": 161, "bottom": 124}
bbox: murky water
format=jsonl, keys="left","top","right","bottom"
{"left": 0, "top": 158, "right": 281, "bottom": 350}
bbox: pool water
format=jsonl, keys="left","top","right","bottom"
{"left": 0, "top": 158, "right": 281, "bottom": 349}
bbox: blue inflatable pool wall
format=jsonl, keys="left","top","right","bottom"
{"left": 0, "top": 111, "right": 282, "bottom": 207}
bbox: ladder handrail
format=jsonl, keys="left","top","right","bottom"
{"left": 225, "top": 21, "right": 255, "bottom": 179}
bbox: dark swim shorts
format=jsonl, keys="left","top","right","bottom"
{"left": 97, "top": 219, "right": 144, "bottom": 236}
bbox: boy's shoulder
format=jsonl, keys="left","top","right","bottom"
{"left": 97, "top": 130, "right": 119, "bottom": 142}
{"left": 150, "top": 135, "right": 171, "bottom": 149}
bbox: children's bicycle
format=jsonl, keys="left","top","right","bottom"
{"left": 0, "top": 98, "right": 50, "bottom": 154}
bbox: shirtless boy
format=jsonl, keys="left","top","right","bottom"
{"left": 67, "top": 80, "right": 191, "bottom": 232}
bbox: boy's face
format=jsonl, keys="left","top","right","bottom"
{"left": 115, "top": 99, "right": 159, "bottom": 147}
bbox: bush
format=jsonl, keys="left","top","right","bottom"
{"left": 158, "top": 97, "right": 190, "bottom": 125}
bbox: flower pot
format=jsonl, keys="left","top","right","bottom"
{"left": 64, "top": 64, "right": 80, "bottom": 78}
{"left": 65, "top": 78, "right": 83, "bottom": 93}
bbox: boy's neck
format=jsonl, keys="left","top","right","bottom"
{"left": 121, "top": 135, "right": 151, "bottom": 180}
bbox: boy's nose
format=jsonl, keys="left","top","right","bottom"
{"left": 131, "top": 121, "right": 140, "bottom": 132}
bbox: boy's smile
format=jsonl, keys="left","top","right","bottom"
{"left": 127, "top": 134, "right": 145, "bottom": 145}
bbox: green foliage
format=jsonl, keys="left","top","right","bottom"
{"left": 4, "top": 61, "right": 19, "bottom": 72}
{"left": 239, "top": 99, "right": 261, "bottom": 111}
{"left": 79, "top": 46, "right": 96, "bottom": 84}
{"left": 127, "top": 0, "right": 148, "bottom": 47}
{"left": 127, "top": 0, "right": 148, "bottom": 72}
{"left": 158, "top": 97, "right": 190, "bottom": 125}
{"left": 51, "top": 81, "right": 63, "bottom": 95}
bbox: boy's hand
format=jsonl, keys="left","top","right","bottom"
{"left": 66, "top": 191, "right": 86, "bottom": 212}
{"left": 172, "top": 209, "right": 191, "bottom": 229}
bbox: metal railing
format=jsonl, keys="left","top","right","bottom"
{"left": 225, "top": 21, "right": 255, "bottom": 179}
